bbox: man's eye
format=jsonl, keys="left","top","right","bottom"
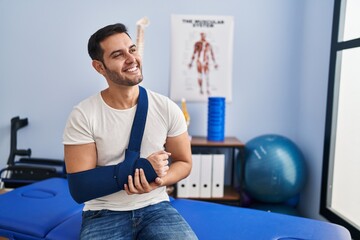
{"left": 130, "top": 48, "right": 137, "bottom": 53}
{"left": 113, "top": 53, "right": 123, "bottom": 58}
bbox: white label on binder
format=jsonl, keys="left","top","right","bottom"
{"left": 200, "top": 154, "right": 212, "bottom": 198}
{"left": 212, "top": 154, "right": 225, "bottom": 198}
{"left": 176, "top": 177, "right": 189, "bottom": 198}
{"left": 187, "top": 154, "right": 201, "bottom": 198}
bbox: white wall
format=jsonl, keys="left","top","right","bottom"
{"left": 0, "top": 0, "right": 334, "bottom": 221}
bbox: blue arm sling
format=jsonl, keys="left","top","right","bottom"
{"left": 67, "top": 86, "right": 158, "bottom": 203}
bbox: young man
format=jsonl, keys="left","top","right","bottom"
{"left": 63, "top": 23, "right": 198, "bottom": 240}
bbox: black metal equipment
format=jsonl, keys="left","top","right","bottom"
{"left": 0, "top": 116, "right": 66, "bottom": 188}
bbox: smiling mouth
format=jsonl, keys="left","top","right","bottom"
{"left": 125, "top": 66, "right": 138, "bottom": 72}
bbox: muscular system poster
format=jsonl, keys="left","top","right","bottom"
{"left": 170, "top": 14, "right": 234, "bottom": 102}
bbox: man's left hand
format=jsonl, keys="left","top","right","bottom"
{"left": 124, "top": 168, "right": 164, "bottom": 195}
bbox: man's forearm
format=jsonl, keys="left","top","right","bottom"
{"left": 162, "top": 160, "right": 191, "bottom": 186}
{"left": 67, "top": 150, "right": 157, "bottom": 203}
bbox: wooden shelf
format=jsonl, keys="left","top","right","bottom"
{"left": 176, "top": 136, "right": 245, "bottom": 206}
{"left": 191, "top": 136, "right": 244, "bottom": 148}
{"left": 177, "top": 186, "right": 241, "bottom": 202}
{"left": 0, "top": 188, "right": 11, "bottom": 195}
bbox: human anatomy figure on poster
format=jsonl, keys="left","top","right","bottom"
{"left": 188, "top": 32, "right": 218, "bottom": 95}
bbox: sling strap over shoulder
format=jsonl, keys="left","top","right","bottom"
{"left": 128, "top": 86, "right": 148, "bottom": 152}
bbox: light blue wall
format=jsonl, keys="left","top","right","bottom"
{"left": 297, "top": 0, "right": 334, "bottom": 220}
{"left": 0, "top": 0, "right": 334, "bottom": 221}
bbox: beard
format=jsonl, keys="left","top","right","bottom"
{"left": 105, "top": 68, "right": 143, "bottom": 86}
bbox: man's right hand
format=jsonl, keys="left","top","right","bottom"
{"left": 146, "top": 150, "right": 171, "bottom": 177}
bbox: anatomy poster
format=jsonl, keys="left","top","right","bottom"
{"left": 170, "top": 14, "right": 234, "bottom": 102}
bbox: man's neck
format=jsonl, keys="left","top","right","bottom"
{"left": 101, "top": 86, "right": 139, "bottom": 110}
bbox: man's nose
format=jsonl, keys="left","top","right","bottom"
{"left": 124, "top": 52, "right": 136, "bottom": 63}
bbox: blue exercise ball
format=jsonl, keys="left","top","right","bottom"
{"left": 244, "top": 134, "right": 306, "bottom": 203}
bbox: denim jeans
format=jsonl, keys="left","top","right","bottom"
{"left": 80, "top": 201, "right": 198, "bottom": 240}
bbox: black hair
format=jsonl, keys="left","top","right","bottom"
{"left": 88, "top": 23, "right": 131, "bottom": 61}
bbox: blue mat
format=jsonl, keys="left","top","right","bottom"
{"left": 0, "top": 178, "right": 351, "bottom": 240}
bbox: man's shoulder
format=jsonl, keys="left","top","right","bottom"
{"left": 146, "top": 88, "right": 169, "bottom": 101}
{"left": 75, "top": 93, "right": 102, "bottom": 110}
{"left": 145, "top": 88, "right": 174, "bottom": 107}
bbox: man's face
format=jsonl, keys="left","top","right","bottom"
{"left": 99, "top": 33, "right": 143, "bottom": 86}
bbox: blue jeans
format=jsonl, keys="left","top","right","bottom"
{"left": 80, "top": 201, "right": 198, "bottom": 240}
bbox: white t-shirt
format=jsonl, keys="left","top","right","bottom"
{"left": 63, "top": 88, "right": 187, "bottom": 211}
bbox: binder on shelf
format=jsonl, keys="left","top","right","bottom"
{"left": 176, "top": 177, "right": 189, "bottom": 198}
{"left": 212, "top": 154, "right": 225, "bottom": 198}
{"left": 200, "top": 154, "right": 212, "bottom": 198}
{"left": 187, "top": 154, "right": 201, "bottom": 198}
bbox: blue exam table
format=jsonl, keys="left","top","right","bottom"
{"left": 0, "top": 178, "right": 351, "bottom": 240}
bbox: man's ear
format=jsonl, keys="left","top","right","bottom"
{"left": 92, "top": 60, "right": 105, "bottom": 74}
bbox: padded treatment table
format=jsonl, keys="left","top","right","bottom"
{"left": 0, "top": 178, "right": 351, "bottom": 240}
{"left": 0, "top": 178, "right": 82, "bottom": 240}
